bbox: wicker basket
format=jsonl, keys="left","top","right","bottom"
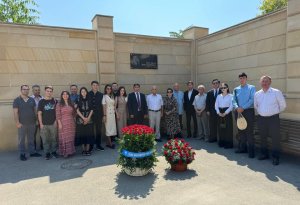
{"left": 124, "top": 168, "right": 150, "bottom": 176}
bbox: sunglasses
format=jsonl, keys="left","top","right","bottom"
{"left": 167, "top": 91, "right": 173, "bottom": 93}
{"left": 220, "top": 87, "right": 228, "bottom": 89}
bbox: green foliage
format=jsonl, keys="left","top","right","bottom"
{"left": 259, "top": 0, "right": 287, "bottom": 15}
{"left": 0, "top": 0, "right": 40, "bottom": 24}
{"left": 169, "top": 30, "right": 184, "bottom": 39}
{"left": 169, "top": 25, "right": 193, "bottom": 39}
{"left": 117, "top": 125, "right": 158, "bottom": 173}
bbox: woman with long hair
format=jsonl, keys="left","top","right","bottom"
{"left": 102, "top": 84, "right": 117, "bottom": 149}
{"left": 56, "top": 91, "right": 76, "bottom": 158}
{"left": 215, "top": 83, "right": 233, "bottom": 148}
{"left": 115, "top": 86, "right": 128, "bottom": 138}
{"left": 76, "top": 87, "right": 94, "bottom": 156}
{"left": 163, "top": 88, "right": 181, "bottom": 139}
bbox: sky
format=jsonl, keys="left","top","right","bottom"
{"left": 36, "top": 0, "right": 262, "bottom": 37}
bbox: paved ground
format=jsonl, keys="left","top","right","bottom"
{"left": 0, "top": 139, "right": 300, "bottom": 205}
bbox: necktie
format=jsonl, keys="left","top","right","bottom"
{"left": 214, "top": 89, "right": 218, "bottom": 99}
{"left": 136, "top": 93, "right": 141, "bottom": 111}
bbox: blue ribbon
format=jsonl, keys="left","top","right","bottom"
{"left": 122, "top": 149, "right": 153, "bottom": 158}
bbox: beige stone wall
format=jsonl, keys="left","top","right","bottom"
{"left": 1, "top": 1, "right": 300, "bottom": 151}
{"left": 0, "top": 24, "right": 98, "bottom": 151}
{"left": 114, "top": 33, "right": 192, "bottom": 94}
{"left": 196, "top": 9, "right": 296, "bottom": 117}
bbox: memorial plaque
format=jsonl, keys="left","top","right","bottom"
{"left": 130, "top": 53, "right": 158, "bottom": 69}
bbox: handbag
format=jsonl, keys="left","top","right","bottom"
{"left": 237, "top": 113, "right": 247, "bottom": 130}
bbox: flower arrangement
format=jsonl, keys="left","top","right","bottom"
{"left": 163, "top": 139, "right": 196, "bottom": 167}
{"left": 117, "top": 124, "right": 158, "bottom": 175}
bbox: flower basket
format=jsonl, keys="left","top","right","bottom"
{"left": 118, "top": 124, "right": 158, "bottom": 176}
{"left": 163, "top": 139, "right": 195, "bottom": 172}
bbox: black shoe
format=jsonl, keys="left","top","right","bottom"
{"left": 86, "top": 151, "right": 91, "bottom": 156}
{"left": 51, "top": 152, "right": 59, "bottom": 158}
{"left": 30, "top": 152, "right": 42, "bottom": 157}
{"left": 20, "top": 154, "right": 27, "bottom": 161}
{"left": 96, "top": 145, "right": 104, "bottom": 151}
{"left": 155, "top": 139, "right": 162, "bottom": 142}
{"left": 45, "top": 153, "right": 51, "bottom": 160}
{"left": 235, "top": 149, "right": 247, "bottom": 154}
{"left": 258, "top": 155, "right": 269, "bottom": 160}
{"left": 272, "top": 157, "right": 279, "bottom": 166}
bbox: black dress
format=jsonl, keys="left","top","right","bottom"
{"left": 76, "top": 98, "right": 94, "bottom": 145}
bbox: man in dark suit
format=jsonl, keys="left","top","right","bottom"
{"left": 88, "top": 81, "right": 104, "bottom": 151}
{"left": 127, "top": 83, "right": 148, "bottom": 125}
{"left": 184, "top": 81, "right": 198, "bottom": 138}
{"left": 205, "top": 79, "right": 221, "bottom": 143}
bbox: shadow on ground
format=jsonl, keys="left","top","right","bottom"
{"left": 1, "top": 137, "right": 299, "bottom": 192}
{"left": 190, "top": 138, "right": 300, "bottom": 191}
{"left": 163, "top": 169, "right": 198, "bottom": 181}
{"left": 114, "top": 172, "right": 158, "bottom": 200}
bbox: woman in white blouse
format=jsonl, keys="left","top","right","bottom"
{"left": 102, "top": 84, "right": 117, "bottom": 149}
{"left": 215, "top": 83, "right": 233, "bottom": 149}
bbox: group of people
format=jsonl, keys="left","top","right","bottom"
{"left": 13, "top": 72, "right": 286, "bottom": 165}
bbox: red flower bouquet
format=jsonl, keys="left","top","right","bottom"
{"left": 118, "top": 124, "right": 158, "bottom": 176}
{"left": 163, "top": 139, "right": 195, "bottom": 171}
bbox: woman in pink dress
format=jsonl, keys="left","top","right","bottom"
{"left": 56, "top": 91, "right": 76, "bottom": 158}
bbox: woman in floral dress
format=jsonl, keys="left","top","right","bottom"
{"left": 56, "top": 91, "right": 76, "bottom": 158}
{"left": 163, "top": 88, "right": 181, "bottom": 139}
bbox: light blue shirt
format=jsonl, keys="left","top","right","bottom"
{"left": 232, "top": 84, "right": 256, "bottom": 110}
{"left": 173, "top": 90, "right": 184, "bottom": 115}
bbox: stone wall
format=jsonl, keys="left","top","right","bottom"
{"left": 196, "top": 8, "right": 300, "bottom": 121}
{"left": 1, "top": 1, "right": 300, "bottom": 151}
{"left": 0, "top": 24, "right": 98, "bottom": 151}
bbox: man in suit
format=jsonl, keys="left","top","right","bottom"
{"left": 127, "top": 83, "right": 148, "bottom": 125}
{"left": 184, "top": 81, "right": 198, "bottom": 138}
{"left": 206, "top": 79, "right": 221, "bottom": 143}
{"left": 88, "top": 81, "right": 104, "bottom": 151}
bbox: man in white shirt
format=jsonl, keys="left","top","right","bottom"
{"left": 146, "top": 85, "right": 163, "bottom": 142}
{"left": 193, "top": 85, "right": 209, "bottom": 141}
{"left": 254, "top": 75, "right": 286, "bottom": 165}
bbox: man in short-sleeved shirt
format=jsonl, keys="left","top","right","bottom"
{"left": 13, "top": 85, "right": 41, "bottom": 161}
{"left": 38, "top": 86, "right": 58, "bottom": 160}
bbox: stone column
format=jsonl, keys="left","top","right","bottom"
{"left": 286, "top": 0, "right": 300, "bottom": 119}
{"left": 92, "top": 15, "right": 116, "bottom": 85}
{"left": 183, "top": 27, "right": 209, "bottom": 85}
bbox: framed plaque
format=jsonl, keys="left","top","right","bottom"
{"left": 130, "top": 53, "right": 158, "bottom": 69}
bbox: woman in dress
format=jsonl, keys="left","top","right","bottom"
{"left": 163, "top": 88, "right": 182, "bottom": 139}
{"left": 56, "top": 91, "right": 76, "bottom": 158}
{"left": 76, "top": 87, "right": 94, "bottom": 156}
{"left": 102, "top": 84, "right": 117, "bottom": 149}
{"left": 115, "top": 86, "right": 128, "bottom": 139}
{"left": 215, "top": 83, "right": 233, "bottom": 149}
